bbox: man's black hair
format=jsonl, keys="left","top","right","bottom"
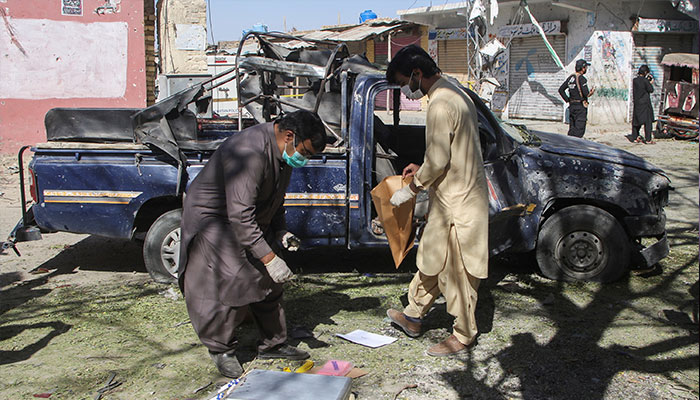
{"left": 638, "top": 65, "right": 650, "bottom": 75}
{"left": 275, "top": 110, "right": 327, "bottom": 153}
{"left": 386, "top": 45, "right": 441, "bottom": 84}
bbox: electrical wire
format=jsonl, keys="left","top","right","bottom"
{"left": 207, "top": 0, "right": 215, "bottom": 45}
{"left": 595, "top": 2, "right": 632, "bottom": 30}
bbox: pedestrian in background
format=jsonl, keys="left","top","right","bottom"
{"left": 384, "top": 45, "right": 489, "bottom": 356}
{"left": 627, "top": 64, "right": 656, "bottom": 144}
{"left": 559, "top": 59, "right": 596, "bottom": 138}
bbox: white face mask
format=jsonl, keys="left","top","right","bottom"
{"left": 401, "top": 71, "right": 424, "bottom": 100}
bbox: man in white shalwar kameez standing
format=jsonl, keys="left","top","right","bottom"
{"left": 385, "top": 45, "right": 489, "bottom": 356}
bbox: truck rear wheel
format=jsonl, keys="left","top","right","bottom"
{"left": 143, "top": 209, "right": 182, "bottom": 284}
{"left": 536, "top": 205, "right": 630, "bottom": 283}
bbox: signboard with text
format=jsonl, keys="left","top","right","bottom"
{"left": 497, "top": 21, "right": 561, "bottom": 38}
{"left": 61, "top": 0, "right": 82, "bottom": 16}
{"left": 634, "top": 18, "right": 698, "bottom": 33}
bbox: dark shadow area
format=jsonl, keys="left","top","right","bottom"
{"left": 526, "top": 79, "right": 565, "bottom": 108}
{"left": 284, "top": 246, "right": 418, "bottom": 274}
{"left": 0, "top": 321, "right": 71, "bottom": 365}
{"left": 0, "top": 271, "right": 23, "bottom": 289}
{"left": 232, "top": 281, "right": 395, "bottom": 363}
{"left": 434, "top": 253, "right": 699, "bottom": 399}
{"left": 33, "top": 235, "right": 146, "bottom": 274}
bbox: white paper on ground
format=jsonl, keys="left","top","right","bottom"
{"left": 336, "top": 329, "right": 398, "bottom": 348}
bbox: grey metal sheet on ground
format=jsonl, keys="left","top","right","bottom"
{"left": 224, "top": 369, "right": 352, "bottom": 400}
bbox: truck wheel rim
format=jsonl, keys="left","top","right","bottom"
{"left": 556, "top": 230, "right": 606, "bottom": 276}
{"left": 160, "top": 228, "right": 180, "bottom": 277}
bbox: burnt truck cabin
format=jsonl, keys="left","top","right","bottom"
{"left": 5, "top": 33, "right": 670, "bottom": 284}
{"left": 356, "top": 75, "right": 669, "bottom": 283}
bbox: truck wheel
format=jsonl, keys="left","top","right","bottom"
{"left": 536, "top": 205, "right": 630, "bottom": 283}
{"left": 143, "top": 209, "right": 182, "bottom": 284}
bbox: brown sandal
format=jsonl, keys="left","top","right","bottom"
{"left": 645, "top": 140, "right": 656, "bottom": 144}
{"left": 634, "top": 137, "right": 644, "bottom": 143}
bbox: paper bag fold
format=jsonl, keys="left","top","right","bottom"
{"left": 370, "top": 176, "right": 416, "bottom": 268}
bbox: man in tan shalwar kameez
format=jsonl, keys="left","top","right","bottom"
{"left": 385, "top": 45, "right": 489, "bottom": 356}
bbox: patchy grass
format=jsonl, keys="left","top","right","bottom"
{"left": 0, "top": 133, "right": 697, "bottom": 399}
{"left": 1, "top": 242, "right": 697, "bottom": 399}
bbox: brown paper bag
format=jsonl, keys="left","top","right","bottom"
{"left": 370, "top": 175, "right": 416, "bottom": 268}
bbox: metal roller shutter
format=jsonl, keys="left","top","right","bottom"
{"left": 374, "top": 35, "right": 421, "bottom": 66}
{"left": 438, "top": 39, "right": 470, "bottom": 75}
{"left": 632, "top": 34, "right": 695, "bottom": 118}
{"left": 374, "top": 40, "right": 388, "bottom": 65}
{"left": 508, "top": 35, "right": 568, "bottom": 120}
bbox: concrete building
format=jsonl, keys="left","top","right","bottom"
{"left": 0, "top": 0, "right": 155, "bottom": 153}
{"left": 156, "top": 0, "right": 208, "bottom": 75}
{"left": 398, "top": 0, "right": 698, "bottom": 124}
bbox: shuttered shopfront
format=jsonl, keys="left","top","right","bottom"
{"left": 508, "top": 35, "right": 567, "bottom": 120}
{"left": 374, "top": 34, "right": 422, "bottom": 111}
{"left": 437, "top": 39, "right": 472, "bottom": 76}
{"left": 374, "top": 34, "right": 421, "bottom": 66}
{"left": 632, "top": 33, "right": 695, "bottom": 117}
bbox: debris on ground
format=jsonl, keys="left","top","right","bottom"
{"left": 218, "top": 369, "right": 351, "bottom": 400}
{"left": 159, "top": 287, "right": 181, "bottom": 301}
{"left": 173, "top": 320, "right": 190, "bottom": 327}
{"left": 93, "top": 372, "right": 121, "bottom": 400}
{"left": 393, "top": 383, "right": 418, "bottom": 399}
{"left": 317, "top": 360, "right": 353, "bottom": 376}
{"left": 336, "top": 329, "right": 397, "bottom": 348}
{"left": 289, "top": 325, "right": 314, "bottom": 339}
{"left": 193, "top": 381, "right": 212, "bottom": 394}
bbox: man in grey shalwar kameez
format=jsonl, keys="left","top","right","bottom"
{"left": 178, "top": 110, "right": 326, "bottom": 378}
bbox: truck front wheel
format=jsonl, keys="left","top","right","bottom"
{"left": 536, "top": 205, "right": 630, "bottom": 283}
{"left": 143, "top": 209, "right": 182, "bottom": 284}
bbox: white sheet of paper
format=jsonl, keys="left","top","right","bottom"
{"left": 336, "top": 329, "right": 398, "bottom": 348}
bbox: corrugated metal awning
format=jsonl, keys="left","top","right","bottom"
{"left": 661, "top": 53, "right": 699, "bottom": 68}
{"left": 301, "top": 20, "right": 410, "bottom": 42}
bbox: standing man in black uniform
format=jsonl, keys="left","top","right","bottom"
{"left": 559, "top": 59, "right": 596, "bottom": 138}
{"left": 627, "top": 65, "right": 655, "bottom": 144}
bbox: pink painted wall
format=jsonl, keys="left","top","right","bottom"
{"left": 0, "top": 0, "right": 146, "bottom": 153}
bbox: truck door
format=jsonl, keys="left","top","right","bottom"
{"left": 283, "top": 142, "right": 349, "bottom": 247}
{"left": 474, "top": 103, "right": 535, "bottom": 256}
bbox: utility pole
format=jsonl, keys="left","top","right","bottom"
{"left": 465, "top": 0, "right": 485, "bottom": 88}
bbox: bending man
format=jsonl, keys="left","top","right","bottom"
{"left": 179, "top": 110, "right": 326, "bottom": 377}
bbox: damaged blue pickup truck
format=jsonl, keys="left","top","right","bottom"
{"left": 4, "top": 33, "right": 670, "bottom": 284}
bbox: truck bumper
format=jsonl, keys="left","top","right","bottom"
{"left": 624, "top": 212, "right": 669, "bottom": 268}
{"left": 2, "top": 206, "right": 42, "bottom": 256}
{"left": 624, "top": 213, "right": 666, "bottom": 237}
{"left": 638, "top": 234, "right": 670, "bottom": 268}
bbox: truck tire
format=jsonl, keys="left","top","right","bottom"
{"left": 536, "top": 205, "right": 630, "bottom": 283}
{"left": 143, "top": 209, "right": 182, "bottom": 284}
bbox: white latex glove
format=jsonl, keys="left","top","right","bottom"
{"left": 276, "top": 231, "right": 301, "bottom": 252}
{"left": 390, "top": 185, "right": 417, "bottom": 207}
{"left": 264, "top": 255, "right": 294, "bottom": 283}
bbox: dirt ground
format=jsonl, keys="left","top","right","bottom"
{"left": 0, "top": 123, "right": 698, "bottom": 400}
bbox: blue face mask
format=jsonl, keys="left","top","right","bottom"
{"left": 282, "top": 142, "right": 309, "bottom": 168}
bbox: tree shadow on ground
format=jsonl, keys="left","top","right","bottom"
{"left": 0, "top": 321, "right": 71, "bottom": 365}
{"left": 436, "top": 252, "right": 699, "bottom": 399}
{"left": 31, "top": 235, "right": 146, "bottom": 274}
